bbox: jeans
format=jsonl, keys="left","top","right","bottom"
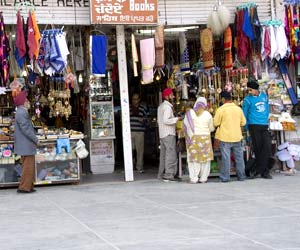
{"left": 219, "top": 140, "right": 246, "bottom": 182}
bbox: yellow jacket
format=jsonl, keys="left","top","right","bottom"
{"left": 213, "top": 102, "right": 246, "bottom": 142}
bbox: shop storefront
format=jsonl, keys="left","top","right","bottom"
{"left": 1, "top": 0, "right": 299, "bottom": 186}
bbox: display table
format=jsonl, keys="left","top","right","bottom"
{"left": 0, "top": 137, "right": 83, "bottom": 188}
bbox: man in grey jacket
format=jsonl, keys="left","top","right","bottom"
{"left": 14, "top": 90, "right": 39, "bottom": 193}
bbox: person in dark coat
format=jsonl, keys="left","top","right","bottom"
{"left": 14, "top": 90, "right": 39, "bottom": 193}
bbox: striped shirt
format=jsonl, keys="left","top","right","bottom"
{"left": 157, "top": 100, "right": 179, "bottom": 139}
{"left": 130, "top": 104, "right": 148, "bottom": 132}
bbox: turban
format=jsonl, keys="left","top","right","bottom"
{"left": 247, "top": 80, "right": 259, "bottom": 90}
{"left": 13, "top": 90, "right": 27, "bottom": 107}
{"left": 162, "top": 88, "right": 173, "bottom": 99}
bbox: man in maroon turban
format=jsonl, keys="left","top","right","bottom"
{"left": 14, "top": 90, "right": 39, "bottom": 193}
{"left": 13, "top": 90, "right": 27, "bottom": 107}
{"left": 157, "top": 88, "right": 181, "bottom": 182}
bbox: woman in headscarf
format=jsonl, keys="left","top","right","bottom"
{"left": 183, "top": 97, "right": 215, "bottom": 183}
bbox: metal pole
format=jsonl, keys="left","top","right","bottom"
{"left": 116, "top": 25, "right": 134, "bottom": 181}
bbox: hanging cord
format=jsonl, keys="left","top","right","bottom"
{"left": 164, "top": 0, "right": 167, "bottom": 25}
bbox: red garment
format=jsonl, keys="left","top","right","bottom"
{"left": 264, "top": 28, "right": 271, "bottom": 59}
{"left": 237, "top": 9, "right": 249, "bottom": 63}
{"left": 16, "top": 11, "right": 26, "bottom": 58}
{"left": 111, "top": 63, "right": 118, "bottom": 82}
{"left": 27, "top": 12, "right": 37, "bottom": 60}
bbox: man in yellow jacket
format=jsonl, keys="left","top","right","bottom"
{"left": 214, "top": 91, "right": 247, "bottom": 182}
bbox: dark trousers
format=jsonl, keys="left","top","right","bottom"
{"left": 249, "top": 125, "right": 271, "bottom": 176}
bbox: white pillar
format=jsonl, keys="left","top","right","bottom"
{"left": 116, "top": 25, "right": 134, "bottom": 181}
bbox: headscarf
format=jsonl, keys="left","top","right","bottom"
{"left": 13, "top": 90, "right": 27, "bottom": 106}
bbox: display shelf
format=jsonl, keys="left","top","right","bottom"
{"left": 0, "top": 138, "right": 82, "bottom": 188}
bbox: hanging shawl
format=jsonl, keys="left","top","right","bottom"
{"left": 131, "top": 33, "right": 138, "bottom": 77}
{"left": 31, "top": 11, "right": 41, "bottom": 59}
{"left": 242, "top": 8, "right": 255, "bottom": 40}
{"left": 0, "top": 12, "right": 10, "bottom": 87}
{"left": 15, "top": 11, "right": 26, "bottom": 69}
{"left": 90, "top": 35, "right": 107, "bottom": 76}
{"left": 200, "top": 28, "right": 214, "bottom": 70}
{"left": 140, "top": 38, "right": 155, "bottom": 84}
{"left": 236, "top": 8, "right": 249, "bottom": 63}
{"left": 155, "top": 25, "right": 164, "bottom": 68}
{"left": 179, "top": 32, "right": 190, "bottom": 72}
{"left": 27, "top": 12, "right": 37, "bottom": 61}
{"left": 224, "top": 26, "right": 233, "bottom": 70}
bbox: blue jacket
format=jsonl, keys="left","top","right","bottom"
{"left": 14, "top": 106, "right": 38, "bottom": 156}
{"left": 242, "top": 92, "right": 269, "bottom": 126}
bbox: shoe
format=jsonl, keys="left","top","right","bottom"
{"left": 261, "top": 174, "right": 273, "bottom": 179}
{"left": 173, "top": 176, "right": 182, "bottom": 181}
{"left": 220, "top": 179, "right": 230, "bottom": 183}
{"left": 17, "top": 189, "right": 36, "bottom": 193}
{"left": 188, "top": 180, "right": 198, "bottom": 184}
{"left": 139, "top": 170, "right": 144, "bottom": 174}
{"left": 162, "top": 177, "right": 177, "bottom": 182}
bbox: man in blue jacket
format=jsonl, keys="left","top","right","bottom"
{"left": 242, "top": 80, "right": 272, "bottom": 179}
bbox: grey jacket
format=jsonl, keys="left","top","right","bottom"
{"left": 14, "top": 106, "right": 38, "bottom": 156}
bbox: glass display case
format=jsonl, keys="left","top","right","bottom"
{"left": 89, "top": 73, "right": 115, "bottom": 139}
{"left": 88, "top": 73, "right": 115, "bottom": 174}
{"left": 35, "top": 139, "right": 80, "bottom": 185}
{"left": 90, "top": 101, "right": 115, "bottom": 139}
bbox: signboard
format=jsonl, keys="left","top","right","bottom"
{"left": 1, "top": 0, "right": 90, "bottom": 25}
{"left": 90, "top": 140, "right": 114, "bottom": 165}
{"left": 90, "top": 0, "right": 158, "bottom": 24}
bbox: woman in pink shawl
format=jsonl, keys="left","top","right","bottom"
{"left": 183, "top": 97, "right": 214, "bottom": 183}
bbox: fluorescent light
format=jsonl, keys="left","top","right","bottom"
{"left": 136, "top": 26, "right": 198, "bottom": 34}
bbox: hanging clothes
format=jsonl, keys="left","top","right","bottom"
{"left": 236, "top": 8, "right": 249, "bottom": 63}
{"left": 27, "top": 12, "right": 37, "bottom": 61}
{"left": 140, "top": 38, "right": 155, "bottom": 84}
{"left": 179, "top": 32, "right": 190, "bottom": 72}
{"left": 31, "top": 11, "right": 41, "bottom": 59}
{"left": 0, "top": 12, "right": 10, "bottom": 87}
{"left": 155, "top": 25, "right": 165, "bottom": 69}
{"left": 36, "top": 30, "right": 69, "bottom": 75}
{"left": 90, "top": 35, "right": 107, "bottom": 76}
{"left": 131, "top": 33, "right": 138, "bottom": 77}
{"left": 224, "top": 26, "right": 233, "bottom": 70}
{"left": 15, "top": 11, "right": 26, "bottom": 69}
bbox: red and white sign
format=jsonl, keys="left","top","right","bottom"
{"left": 90, "top": 0, "right": 158, "bottom": 24}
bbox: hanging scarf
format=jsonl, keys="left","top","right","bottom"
{"left": 31, "top": 11, "right": 41, "bottom": 59}
{"left": 131, "top": 33, "right": 138, "bottom": 77}
{"left": 90, "top": 35, "right": 107, "bottom": 76}
{"left": 15, "top": 11, "right": 26, "bottom": 69}
{"left": 0, "top": 12, "right": 10, "bottom": 86}
{"left": 155, "top": 25, "right": 164, "bottom": 68}
{"left": 224, "top": 26, "right": 233, "bottom": 70}
{"left": 179, "top": 32, "right": 190, "bottom": 72}
{"left": 27, "top": 12, "right": 37, "bottom": 61}
{"left": 140, "top": 38, "right": 155, "bottom": 84}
